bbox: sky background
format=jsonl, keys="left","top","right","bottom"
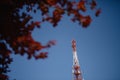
{"left": 8, "top": 0, "right": 120, "bottom": 80}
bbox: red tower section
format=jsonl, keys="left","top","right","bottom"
{"left": 72, "top": 40, "right": 83, "bottom": 80}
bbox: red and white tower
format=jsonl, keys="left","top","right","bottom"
{"left": 72, "top": 40, "right": 83, "bottom": 80}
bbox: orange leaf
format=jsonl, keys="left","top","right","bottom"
{"left": 77, "top": 1, "right": 86, "bottom": 12}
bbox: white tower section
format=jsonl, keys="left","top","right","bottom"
{"left": 72, "top": 40, "right": 83, "bottom": 80}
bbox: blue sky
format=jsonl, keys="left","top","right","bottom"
{"left": 9, "top": 0, "right": 120, "bottom": 80}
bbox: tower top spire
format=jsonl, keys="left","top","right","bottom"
{"left": 72, "top": 39, "right": 76, "bottom": 52}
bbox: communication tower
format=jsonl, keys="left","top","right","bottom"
{"left": 72, "top": 40, "right": 83, "bottom": 80}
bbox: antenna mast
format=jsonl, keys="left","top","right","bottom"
{"left": 72, "top": 40, "right": 83, "bottom": 80}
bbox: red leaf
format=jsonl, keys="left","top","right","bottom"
{"left": 34, "top": 21, "right": 41, "bottom": 26}
{"left": 46, "top": 0, "right": 57, "bottom": 6}
{"left": 90, "top": 0, "right": 97, "bottom": 10}
{"left": 79, "top": 15, "right": 92, "bottom": 28}
{"left": 35, "top": 52, "right": 48, "bottom": 59}
{"left": 95, "top": 9, "right": 101, "bottom": 17}
{"left": 77, "top": 1, "right": 86, "bottom": 12}
{"left": 46, "top": 40, "right": 56, "bottom": 48}
{"left": 49, "top": 40, "right": 56, "bottom": 45}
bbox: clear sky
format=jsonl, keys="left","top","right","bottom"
{"left": 8, "top": 0, "right": 120, "bottom": 80}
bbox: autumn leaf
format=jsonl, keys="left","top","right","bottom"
{"left": 77, "top": 1, "right": 86, "bottom": 12}
{"left": 46, "top": 0, "right": 57, "bottom": 6}
{"left": 46, "top": 40, "right": 56, "bottom": 48}
{"left": 90, "top": 0, "right": 97, "bottom": 10}
{"left": 39, "top": 2, "right": 49, "bottom": 15}
{"left": 35, "top": 52, "right": 48, "bottom": 59}
{"left": 95, "top": 9, "right": 101, "bottom": 17}
{"left": 79, "top": 15, "right": 92, "bottom": 28}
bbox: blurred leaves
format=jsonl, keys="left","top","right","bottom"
{"left": 0, "top": 0, "right": 101, "bottom": 80}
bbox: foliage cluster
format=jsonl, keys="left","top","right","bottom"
{"left": 0, "top": 0, "right": 101, "bottom": 80}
